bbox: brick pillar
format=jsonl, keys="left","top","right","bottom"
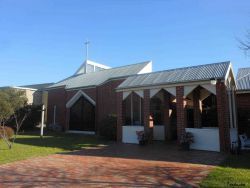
{"left": 216, "top": 81, "right": 230, "bottom": 152}
{"left": 193, "top": 89, "right": 202, "bottom": 128}
{"left": 116, "top": 92, "right": 123, "bottom": 142}
{"left": 143, "top": 89, "right": 150, "bottom": 133}
{"left": 163, "top": 92, "right": 171, "bottom": 140}
{"left": 65, "top": 108, "right": 70, "bottom": 131}
{"left": 176, "top": 86, "right": 186, "bottom": 143}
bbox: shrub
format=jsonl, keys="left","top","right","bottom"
{"left": 180, "top": 131, "right": 194, "bottom": 144}
{"left": 99, "top": 114, "right": 117, "bottom": 140}
{"left": 0, "top": 126, "right": 14, "bottom": 140}
{"left": 48, "top": 123, "right": 62, "bottom": 132}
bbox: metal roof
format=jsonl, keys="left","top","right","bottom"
{"left": 48, "top": 61, "right": 151, "bottom": 89}
{"left": 236, "top": 68, "right": 250, "bottom": 91}
{"left": 19, "top": 83, "right": 54, "bottom": 90}
{"left": 118, "top": 61, "right": 231, "bottom": 90}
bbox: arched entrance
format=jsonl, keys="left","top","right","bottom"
{"left": 69, "top": 96, "right": 95, "bottom": 131}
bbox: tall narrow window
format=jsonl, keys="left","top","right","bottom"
{"left": 53, "top": 105, "right": 56, "bottom": 124}
{"left": 150, "top": 97, "right": 163, "bottom": 125}
{"left": 124, "top": 93, "right": 142, "bottom": 125}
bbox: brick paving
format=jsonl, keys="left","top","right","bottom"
{"left": 0, "top": 143, "right": 226, "bottom": 188}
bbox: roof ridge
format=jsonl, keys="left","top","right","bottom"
{"left": 237, "top": 72, "right": 250, "bottom": 81}
{"left": 126, "top": 61, "right": 231, "bottom": 78}
{"left": 237, "top": 67, "right": 250, "bottom": 79}
{"left": 91, "top": 60, "right": 151, "bottom": 73}
{"left": 238, "top": 67, "right": 250, "bottom": 70}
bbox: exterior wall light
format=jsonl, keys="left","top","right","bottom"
{"left": 210, "top": 78, "right": 217, "bottom": 85}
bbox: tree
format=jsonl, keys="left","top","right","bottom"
{"left": 0, "top": 88, "right": 29, "bottom": 148}
{"left": 239, "top": 30, "right": 250, "bottom": 55}
{"left": 0, "top": 91, "right": 14, "bottom": 148}
{"left": 0, "top": 91, "right": 13, "bottom": 125}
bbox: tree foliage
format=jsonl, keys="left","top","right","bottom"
{"left": 0, "top": 91, "right": 14, "bottom": 125}
{"left": 0, "top": 88, "right": 28, "bottom": 149}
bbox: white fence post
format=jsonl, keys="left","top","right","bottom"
{"left": 40, "top": 104, "right": 45, "bottom": 137}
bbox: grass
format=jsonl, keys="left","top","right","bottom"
{"left": 0, "top": 132, "right": 106, "bottom": 165}
{"left": 200, "top": 152, "right": 250, "bottom": 187}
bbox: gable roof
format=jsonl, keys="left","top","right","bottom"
{"left": 117, "top": 61, "right": 231, "bottom": 90}
{"left": 236, "top": 68, "right": 250, "bottom": 91}
{"left": 48, "top": 61, "right": 152, "bottom": 90}
{"left": 74, "top": 60, "right": 111, "bottom": 75}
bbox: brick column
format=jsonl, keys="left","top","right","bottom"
{"left": 65, "top": 108, "right": 70, "bottom": 131}
{"left": 193, "top": 89, "right": 202, "bottom": 128}
{"left": 163, "top": 92, "right": 171, "bottom": 140}
{"left": 116, "top": 92, "right": 123, "bottom": 142}
{"left": 143, "top": 89, "right": 150, "bottom": 133}
{"left": 216, "top": 81, "right": 230, "bottom": 152}
{"left": 176, "top": 86, "right": 186, "bottom": 143}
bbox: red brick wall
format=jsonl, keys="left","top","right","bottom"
{"left": 236, "top": 93, "right": 250, "bottom": 135}
{"left": 47, "top": 88, "right": 67, "bottom": 130}
{"left": 216, "top": 81, "right": 230, "bottom": 152}
{"left": 237, "top": 93, "right": 250, "bottom": 109}
{"left": 176, "top": 86, "right": 186, "bottom": 143}
{"left": 143, "top": 89, "right": 150, "bottom": 132}
{"left": 96, "top": 80, "right": 125, "bottom": 129}
{"left": 116, "top": 92, "right": 123, "bottom": 142}
{"left": 47, "top": 79, "right": 124, "bottom": 134}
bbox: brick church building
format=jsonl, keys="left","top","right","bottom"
{"left": 47, "top": 60, "right": 242, "bottom": 152}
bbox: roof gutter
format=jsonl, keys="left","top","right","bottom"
{"left": 116, "top": 78, "right": 224, "bottom": 92}
{"left": 236, "top": 90, "right": 250, "bottom": 94}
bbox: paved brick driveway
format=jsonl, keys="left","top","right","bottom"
{"left": 0, "top": 143, "right": 225, "bottom": 187}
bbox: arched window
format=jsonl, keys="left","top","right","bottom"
{"left": 124, "top": 93, "right": 142, "bottom": 125}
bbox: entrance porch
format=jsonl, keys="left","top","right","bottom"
{"left": 117, "top": 79, "right": 237, "bottom": 152}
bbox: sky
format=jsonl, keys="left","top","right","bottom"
{"left": 0, "top": 0, "right": 250, "bottom": 86}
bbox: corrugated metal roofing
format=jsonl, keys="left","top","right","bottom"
{"left": 20, "top": 83, "right": 54, "bottom": 90}
{"left": 48, "top": 61, "right": 151, "bottom": 89}
{"left": 118, "top": 61, "right": 231, "bottom": 90}
{"left": 237, "top": 68, "right": 250, "bottom": 91}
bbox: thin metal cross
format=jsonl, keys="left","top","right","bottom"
{"left": 85, "top": 40, "right": 90, "bottom": 60}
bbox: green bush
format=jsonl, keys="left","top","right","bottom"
{"left": 99, "top": 114, "right": 117, "bottom": 140}
{"left": 0, "top": 126, "right": 14, "bottom": 139}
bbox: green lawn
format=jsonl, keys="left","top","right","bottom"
{"left": 201, "top": 152, "right": 250, "bottom": 187}
{"left": 0, "top": 132, "right": 106, "bottom": 165}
